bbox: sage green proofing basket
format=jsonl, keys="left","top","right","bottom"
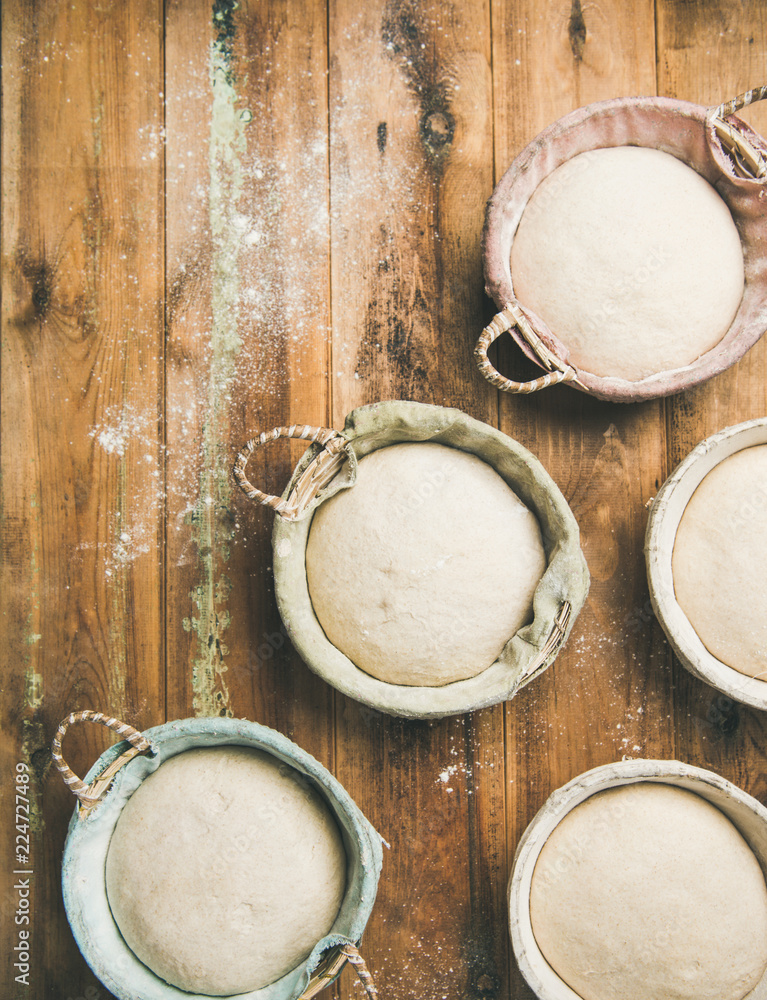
{"left": 235, "top": 401, "right": 590, "bottom": 719}
{"left": 56, "top": 712, "right": 383, "bottom": 1000}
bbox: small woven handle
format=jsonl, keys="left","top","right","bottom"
{"left": 475, "top": 303, "right": 586, "bottom": 394}
{"left": 234, "top": 424, "right": 348, "bottom": 521}
{"left": 340, "top": 944, "right": 378, "bottom": 998}
{"left": 300, "top": 943, "right": 378, "bottom": 1000}
{"left": 52, "top": 711, "right": 153, "bottom": 810}
{"left": 522, "top": 602, "right": 572, "bottom": 683}
{"left": 707, "top": 85, "right": 767, "bottom": 179}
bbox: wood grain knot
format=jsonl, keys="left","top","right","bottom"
{"left": 707, "top": 695, "right": 739, "bottom": 737}
{"left": 377, "top": 121, "right": 388, "bottom": 153}
{"left": 11, "top": 248, "right": 55, "bottom": 326}
{"left": 475, "top": 972, "right": 498, "bottom": 997}
{"left": 420, "top": 109, "right": 454, "bottom": 155}
{"left": 568, "top": 0, "right": 587, "bottom": 60}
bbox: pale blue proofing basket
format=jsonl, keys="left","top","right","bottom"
{"left": 59, "top": 715, "right": 383, "bottom": 1000}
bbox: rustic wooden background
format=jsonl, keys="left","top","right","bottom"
{"left": 2, "top": 1, "right": 767, "bottom": 997}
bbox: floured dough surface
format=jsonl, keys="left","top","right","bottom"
{"left": 672, "top": 444, "right": 767, "bottom": 678}
{"left": 106, "top": 747, "right": 347, "bottom": 996}
{"left": 530, "top": 782, "right": 767, "bottom": 1000}
{"left": 511, "top": 146, "right": 744, "bottom": 381}
{"left": 306, "top": 442, "right": 546, "bottom": 686}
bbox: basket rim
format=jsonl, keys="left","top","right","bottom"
{"left": 645, "top": 416, "right": 767, "bottom": 710}
{"left": 61, "top": 715, "right": 383, "bottom": 1000}
{"left": 272, "top": 400, "right": 589, "bottom": 719}
{"left": 508, "top": 757, "right": 767, "bottom": 1000}
{"left": 482, "top": 94, "right": 767, "bottom": 403}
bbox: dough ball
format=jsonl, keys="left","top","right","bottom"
{"left": 106, "top": 747, "right": 347, "bottom": 995}
{"left": 511, "top": 146, "right": 744, "bottom": 381}
{"left": 530, "top": 782, "right": 767, "bottom": 1000}
{"left": 306, "top": 442, "right": 546, "bottom": 686}
{"left": 672, "top": 444, "right": 767, "bottom": 678}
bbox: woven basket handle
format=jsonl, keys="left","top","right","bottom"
{"left": 234, "top": 424, "right": 349, "bottom": 521}
{"left": 475, "top": 303, "right": 586, "bottom": 395}
{"left": 52, "top": 711, "right": 154, "bottom": 812}
{"left": 300, "top": 943, "right": 378, "bottom": 999}
{"left": 707, "top": 85, "right": 767, "bottom": 179}
{"left": 522, "top": 602, "right": 572, "bottom": 683}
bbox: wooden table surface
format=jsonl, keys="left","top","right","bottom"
{"left": 3, "top": 1, "right": 767, "bottom": 998}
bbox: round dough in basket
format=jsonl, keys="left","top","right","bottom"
{"left": 672, "top": 444, "right": 767, "bottom": 678}
{"left": 530, "top": 782, "right": 767, "bottom": 1000}
{"left": 305, "top": 442, "right": 546, "bottom": 686}
{"left": 106, "top": 747, "right": 347, "bottom": 996}
{"left": 511, "top": 146, "right": 744, "bottom": 381}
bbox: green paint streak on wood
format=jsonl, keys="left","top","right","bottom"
{"left": 108, "top": 427, "right": 130, "bottom": 711}
{"left": 189, "top": 8, "right": 244, "bottom": 717}
{"left": 22, "top": 492, "right": 40, "bottom": 678}
{"left": 106, "top": 352, "right": 140, "bottom": 712}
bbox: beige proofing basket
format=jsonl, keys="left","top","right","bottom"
{"left": 508, "top": 759, "right": 767, "bottom": 1000}
{"left": 478, "top": 87, "right": 767, "bottom": 402}
{"left": 54, "top": 711, "right": 382, "bottom": 1000}
{"left": 234, "top": 400, "right": 589, "bottom": 718}
{"left": 645, "top": 417, "right": 767, "bottom": 711}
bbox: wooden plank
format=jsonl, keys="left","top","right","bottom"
{"left": 490, "top": 2, "right": 669, "bottom": 995}
{"left": 657, "top": 0, "right": 767, "bottom": 799}
{"left": 326, "top": 2, "right": 509, "bottom": 997}
{"left": 0, "top": 0, "right": 164, "bottom": 995}
{"left": 4, "top": 3, "right": 765, "bottom": 997}
{"left": 494, "top": 0, "right": 658, "bottom": 140}
{"left": 329, "top": 0, "right": 496, "bottom": 422}
{"left": 164, "top": 0, "right": 335, "bottom": 758}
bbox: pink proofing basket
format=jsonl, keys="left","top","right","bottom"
{"left": 477, "top": 89, "right": 767, "bottom": 403}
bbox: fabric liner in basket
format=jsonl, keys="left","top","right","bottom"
{"left": 477, "top": 88, "right": 767, "bottom": 402}
{"left": 57, "top": 713, "right": 383, "bottom": 1000}
{"left": 238, "top": 401, "right": 589, "bottom": 719}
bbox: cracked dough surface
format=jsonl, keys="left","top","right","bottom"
{"left": 530, "top": 782, "right": 767, "bottom": 1000}
{"left": 106, "top": 746, "right": 346, "bottom": 996}
{"left": 511, "top": 146, "right": 744, "bottom": 381}
{"left": 672, "top": 444, "right": 767, "bottom": 678}
{"left": 306, "top": 443, "right": 546, "bottom": 686}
